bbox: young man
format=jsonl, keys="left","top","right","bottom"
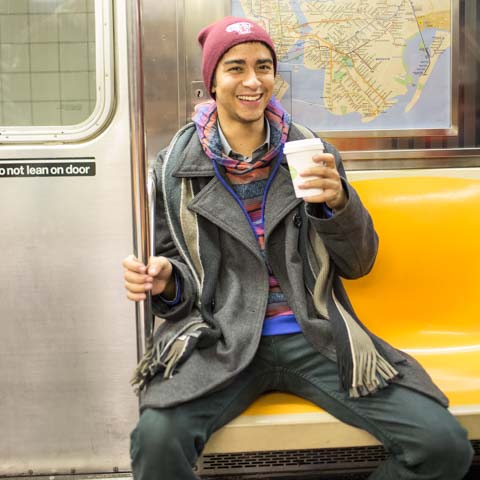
{"left": 123, "top": 16, "right": 473, "bottom": 480}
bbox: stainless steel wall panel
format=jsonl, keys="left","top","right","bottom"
{"left": 142, "top": 0, "right": 181, "bottom": 164}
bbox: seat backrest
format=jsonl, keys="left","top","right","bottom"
{"left": 345, "top": 176, "right": 480, "bottom": 349}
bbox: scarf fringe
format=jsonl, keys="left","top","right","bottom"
{"left": 130, "top": 320, "right": 209, "bottom": 395}
{"left": 349, "top": 350, "right": 399, "bottom": 398}
{"left": 334, "top": 291, "right": 400, "bottom": 399}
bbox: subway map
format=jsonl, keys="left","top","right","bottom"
{"left": 232, "top": 0, "right": 452, "bottom": 132}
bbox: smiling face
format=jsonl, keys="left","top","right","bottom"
{"left": 211, "top": 42, "right": 275, "bottom": 131}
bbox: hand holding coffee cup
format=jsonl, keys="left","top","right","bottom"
{"left": 284, "top": 138, "right": 347, "bottom": 210}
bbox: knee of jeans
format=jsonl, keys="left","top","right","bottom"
{"left": 414, "top": 421, "right": 473, "bottom": 477}
{"left": 131, "top": 408, "right": 192, "bottom": 459}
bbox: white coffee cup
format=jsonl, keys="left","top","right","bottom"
{"left": 284, "top": 138, "right": 325, "bottom": 198}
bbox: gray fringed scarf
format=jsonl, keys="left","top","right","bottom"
{"left": 306, "top": 223, "right": 399, "bottom": 397}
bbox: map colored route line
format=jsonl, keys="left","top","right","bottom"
{"left": 232, "top": 0, "right": 452, "bottom": 132}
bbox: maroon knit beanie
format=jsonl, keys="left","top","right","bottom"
{"left": 198, "top": 16, "right": 277, "bottom": 98}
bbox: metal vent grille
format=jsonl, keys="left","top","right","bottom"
{"left": 197, "top": 440, "right": 480, "bottom": 477}
{"left": 196, "top": 445, "right": 386, "bottom": 476}
{"left": 472, "top": 440, "right": 480, "bottom": 462}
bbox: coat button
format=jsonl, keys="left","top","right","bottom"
{"left": 210, "top": 298, "right": 215, "bottom": 311}
{"left": 293, "top": 213, "right": 302, "bottom": 228}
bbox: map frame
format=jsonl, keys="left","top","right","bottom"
{"left": 230, "top": 0, "right": 459, "bottom": 142}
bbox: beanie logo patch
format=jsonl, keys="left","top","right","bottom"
{"left": 226, "top": 22, "right": 253, "bottom": 35}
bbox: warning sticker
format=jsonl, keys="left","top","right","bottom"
{"left": 0, "top": 160, "right": 96, "bottom": 178}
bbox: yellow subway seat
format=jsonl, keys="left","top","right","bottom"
{"left": 242, "top": 392, "right": 320, "bottom": 416}
{"left": 345, "top": 177, "right": 480, "bottom": 346}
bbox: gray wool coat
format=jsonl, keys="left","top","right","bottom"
{"left": 139, "top": 122, "right": 448, "bottom": 411}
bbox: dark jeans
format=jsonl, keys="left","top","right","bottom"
{"left": 130, "top": 333, "right": 473, "bottom": 480}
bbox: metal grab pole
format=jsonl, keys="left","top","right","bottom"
{"left": 127, "top": 0, "right": 154, "bottom": 361}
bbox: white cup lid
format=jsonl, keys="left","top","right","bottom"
{"left": 284, "top": 138, "right": 324, "bottom": 155}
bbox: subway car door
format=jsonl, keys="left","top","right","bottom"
{"left": 0, "top": 0, "right": 138, "bottom": 475}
